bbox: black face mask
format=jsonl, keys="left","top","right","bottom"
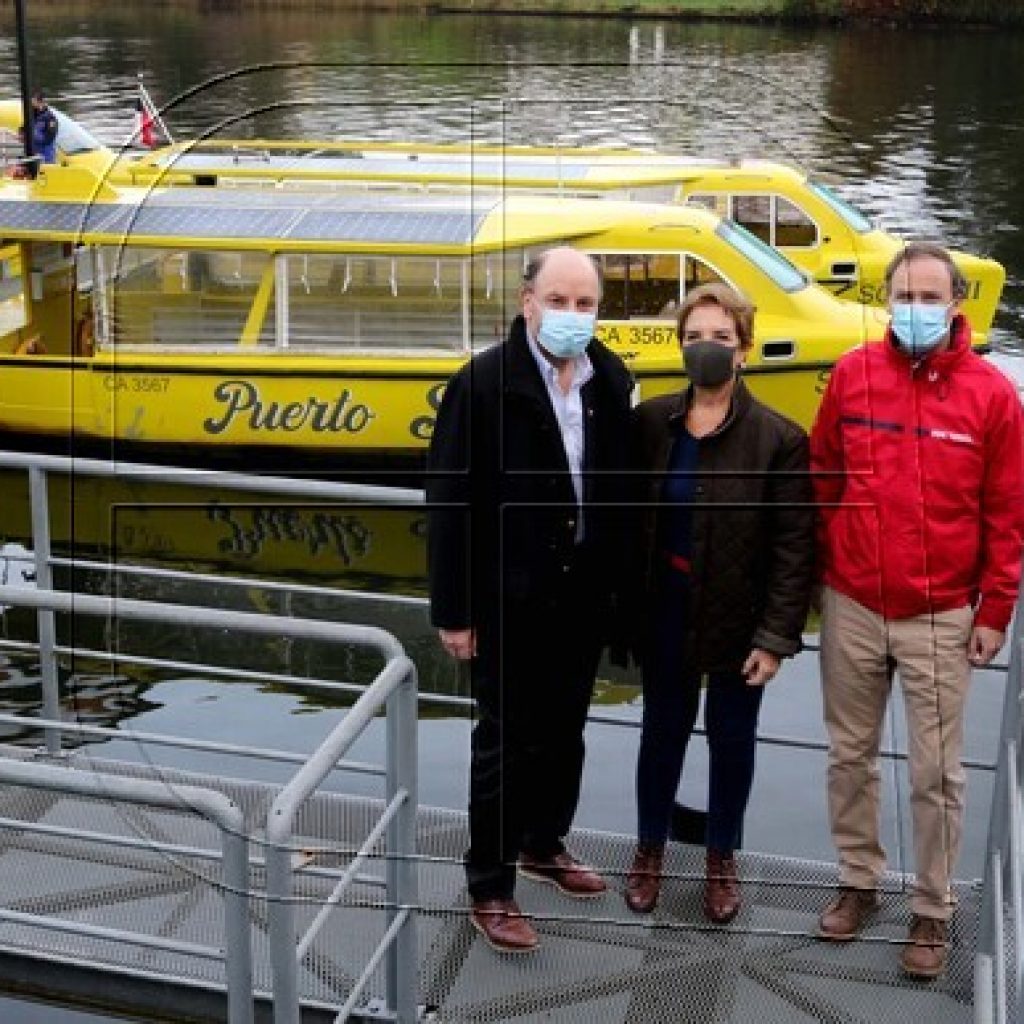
{"left": 683, "top": 340, "right": 738, "bottom": 388}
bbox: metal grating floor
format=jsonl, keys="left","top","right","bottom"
{"left": 0, "top": 744, "right": 996, "bottom": 1023}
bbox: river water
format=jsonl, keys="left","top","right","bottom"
{"left": 0, "top": 8, "right": 1020, "bottom": 1019}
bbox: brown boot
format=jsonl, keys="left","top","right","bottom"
{"left": 817, "top": 887, "right": 880, "bottom": 941}
{"left": 469, "top": 898, "right": 539, "bottom": 954}
{"left": 624, "top": 844, "right": 664, "bottom": 914}
{"left": 704, "top": 849, "right": 740, "bottom": 924}
{"left": 899, "top": 915, "right": 948, "bottom": 979}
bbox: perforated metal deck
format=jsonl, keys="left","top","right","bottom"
{"left": 0, "top": 744, "right": 990, "bottom": 1023}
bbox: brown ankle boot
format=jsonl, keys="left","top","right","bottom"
{"left": 704, "top": 849, "right": 740, "bottom": 924}
{"left": 625, "top": 844, "right": 664, "bottom": 914}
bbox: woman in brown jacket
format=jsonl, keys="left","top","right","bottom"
{"left": 624, "top": 283, "right": 814, "bottom": 922}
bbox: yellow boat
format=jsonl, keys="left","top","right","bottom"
{"left": 0, "top": 164, "right": 894, "bottom": 460}
{"left": 1, "top": 101, "right": 1004, "bottom": 334}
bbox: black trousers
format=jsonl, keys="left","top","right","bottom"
{"left": 466, "top": 554, "right": 605, "bottom": 901}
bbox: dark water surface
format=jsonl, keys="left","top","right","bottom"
{"left": 0, "top": 10, "right": 1019, "bottom": 1019}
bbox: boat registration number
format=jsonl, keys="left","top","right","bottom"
{"left": 103, "top": 374, "right": 172, "bottom": 393}
{"left": 595, "top": 324, "right": 677, "bottom": 348}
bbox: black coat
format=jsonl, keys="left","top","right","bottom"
{"left": 427, "top": 315, "right": 633, "bottom": 644}
{"left": 632, "top": 379, "right": 814, "bottom": 672}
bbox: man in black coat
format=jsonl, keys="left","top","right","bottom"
{"left": 427, "top": 246, "right": 633, "bottom": 953}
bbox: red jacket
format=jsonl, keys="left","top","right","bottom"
{"left": 811, "top": 316, "right": 1024, "bottom": 630}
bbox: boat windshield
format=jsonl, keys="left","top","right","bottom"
{"left": 52, "top": 107, "right": 104, "bottom": 155}
{"left": 716, "top": 219, "right": 807, "bottom": 294}
{"left": 808, "top": 181, "right": 874, "bottom": 234}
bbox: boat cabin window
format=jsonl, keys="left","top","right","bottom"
{"left": 95, "top": 246, "right": 525, "bottom": 353}
{"left": 595, "top": 253, "right": 725, "bottom": 319}
{"left": 732, "top": 195, "right": 772, "bottom": 244}
{"left": 687, "top": 192, "right": 818, "bottom": 248}
{"left": 0, "top": 243, "right": 28, "bottom": 338}
{"left": 597, "top": 254, "right": 681, "bottom": 319}
{"left": 774, "top": 197, "right": 817, "bottom": 247}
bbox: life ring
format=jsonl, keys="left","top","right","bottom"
{"left": 14, "top": 333, "right": 45, "bottom": 356}
{"left": 75, "top": 315, "right": 95, "bottom": 357}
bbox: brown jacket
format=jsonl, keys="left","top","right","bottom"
{"left": 632, "top": 378, "right": 814, "bottom": 672}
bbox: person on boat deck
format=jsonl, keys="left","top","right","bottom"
{"left": 625, "top": 282, "right": 814, "bottom": 923}
{"left": 31, "top": 92, "right": 58, "bottom": 165}
{"left": 812, "top": 241, "right": 1024, "bottom": 980}
{"left": 426, "top": 246, "right": 633, "bottom": 955}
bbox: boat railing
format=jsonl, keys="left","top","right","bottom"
{"left": 974, "top": 584, "right": 1024, "bottom": 1023}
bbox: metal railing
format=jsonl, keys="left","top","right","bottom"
{"left": 0, "top": 583, "right": 419, "bottom": 1022}
{"left": 0, "top": 751, "right": 253, "bottom": 1024}
{"left": 0, "top": 450, "right": 425, "bottom": 1022}
{"left": 975, "top": 589, "right": 1024, "bottom": 1023}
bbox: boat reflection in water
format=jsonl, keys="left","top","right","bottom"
{"left": 0, "top": 465, "right": 639, "bottom": 730}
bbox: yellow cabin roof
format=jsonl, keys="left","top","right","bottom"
{"left": 0, "top": 166, "right": 724, "bottom": 254}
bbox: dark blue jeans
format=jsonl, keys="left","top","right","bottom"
{"left": 636, "top": 572, "right": 765, "bottom": 853}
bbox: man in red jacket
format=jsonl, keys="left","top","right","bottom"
{"left": 811, "top": 241, "right": 1024, "bottom": 979}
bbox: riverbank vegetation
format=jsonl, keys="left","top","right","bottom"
{"left": 430, "top": 0, "right": 1024, "bottom": 25}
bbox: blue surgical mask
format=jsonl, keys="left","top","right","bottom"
{"left": 536, "top": 307, "right": 595, "bottom": 359}
{"left": 890, "top": 302, "right": 952, "bottom": 359}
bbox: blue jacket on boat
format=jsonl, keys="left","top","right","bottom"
{"left": 32, "top": 105, "right": 58, "bottom": 164}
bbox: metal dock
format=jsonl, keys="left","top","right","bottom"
{"left": 0, "top": 452, "right": 1020, "bottom": 1022}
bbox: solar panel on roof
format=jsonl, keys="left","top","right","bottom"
{"left": 0, "top": 196, "right": 494, "bottom": 245}
{"left": 289, "top": 208, "right": 485, "bottom": 244}
{"left": 0, "top": 201, "right": 97, "bottom": 233}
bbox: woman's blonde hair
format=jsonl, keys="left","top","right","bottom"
{"left": 676, "top": 283, "right": 755, "bottom": 350}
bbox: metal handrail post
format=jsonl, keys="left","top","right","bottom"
{"left": 976, "top": 954, "right": 995, "bottom": 1024}
{"left": 995, "top": 848, "right": 1007, "bottom": 1024}
{"left": 1008, "top": 740, "right": 1023, "bottom": 1016}
{"left": 978, "top": 624, "right": 1024, "bottom": 966}
{"left": 266, "top": 656, "right": 411, "bottom": 1023}
{"left": 266, "top": 838, "right": 299, "bottom": 1024}
{"left": 28, "top": 466, "right": 61, "bottom": 755}
{"left": 222, "top": 825, "right": 255, "bottom": 1024}
{"left": 386, "top": 660, "right": 419, "bottom": 1023}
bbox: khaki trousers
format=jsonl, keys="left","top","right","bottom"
{"left": 820, "top": 586, "right": 973, "bottom": 920}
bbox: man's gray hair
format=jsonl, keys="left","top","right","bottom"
{"left": 884, "top": 241, "right": 968, "bottom": 302}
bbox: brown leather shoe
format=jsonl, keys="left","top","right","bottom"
{"left": 817, "top": 886, "right": 880, "bottom": 941}
{"left": 704, "top": 849, "right": 741, "bottom": 924}
{"left": 900, "top": 915, "right": 948, "bottom": 979}
{"left": 469, "top": 899, "right": 539, "bottom": 954}
{"left": 625, "top": 844, "right": 664, "bottom": 914}
{"left": 518, "top": 850, "right": 607, "bottom": 897}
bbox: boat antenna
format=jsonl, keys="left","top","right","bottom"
{"left": 14, "top": 0, "right": 37, "bottom": 179}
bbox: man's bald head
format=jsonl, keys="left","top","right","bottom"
{"left": 521, "top": 247, "right": 602, "bottom": 354}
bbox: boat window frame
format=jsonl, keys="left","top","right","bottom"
{"left": 685, "top": 190, "right": 821, "bottom": 250}
{"left": 584, "top": 248, "right": 742, "bottom": 320}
